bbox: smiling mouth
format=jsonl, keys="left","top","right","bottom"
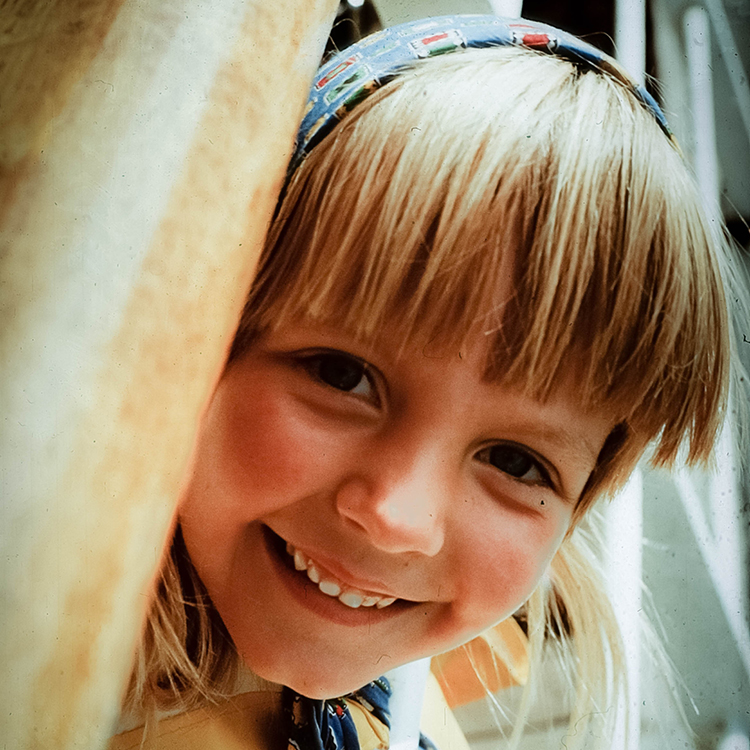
{"left": 266, "top": 527, "right": 405, "bottom": 611}
{"left": 283, "top": 541, "right": 398, "bottom": 610}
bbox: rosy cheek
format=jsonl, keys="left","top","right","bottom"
{"left": 486, "top": 544, "right": 541, "bottom": 602}
{"left": 209, "top": 380, "right": 347, "bottom": 519}
{"left": 452, "top": 510, "right": 567, "bottom": 625}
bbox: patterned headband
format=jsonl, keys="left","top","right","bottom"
{"left": 291, "top": 14, "right": 675, "bottom": 173}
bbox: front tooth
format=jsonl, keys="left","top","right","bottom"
{"left": 338, "top": 591, "right": 364, "bottom": 608}
{"left": 290, "top": 550, "right": 392, "bottom": 608}
{"left": 319, "top": 579, "right": 341, "bottom": 597}
{"left": 294, "top": 550, "right": 307, "bottom": 571}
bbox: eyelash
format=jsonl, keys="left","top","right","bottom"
{"left": 297, "top": 350, "right": 380, "bottom": 405}
{"left": 474, "top": 444, "right": 554, "bottom": 489}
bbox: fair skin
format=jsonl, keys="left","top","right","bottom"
{"left": 179, "top": 321, "right": 615, "bottom": 699}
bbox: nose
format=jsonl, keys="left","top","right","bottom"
{"left": 334, "top": 454, "right": 447, "bottom": 557}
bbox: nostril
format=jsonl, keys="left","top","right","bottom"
{"left": 335, "top": 478, "right": 370, "bottom": 524}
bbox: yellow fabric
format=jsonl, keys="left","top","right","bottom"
{"left": 430, "top": 617, "right": 529, "bottom": 708}
{"left": 349, "top": 699, "right": 390, "bottom": 750}
{"left": 109, "top": 692, "right": 283, "bottom": 750}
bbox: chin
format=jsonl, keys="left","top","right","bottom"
{"left": 246, "top": 653, "right": 382, "bottom": 699}
{"left": 288, "top": 680, "right": 360, "bottom": 700}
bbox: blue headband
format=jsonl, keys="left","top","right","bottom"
{"left": 291, "top": 14, "right": 675, "bottom": 173}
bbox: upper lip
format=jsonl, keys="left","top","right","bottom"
{"left": 275, "top": 530, "right": 412, "bottom": 600}
{"left": 298, "top": 544, "right": 404, "bottom": 599}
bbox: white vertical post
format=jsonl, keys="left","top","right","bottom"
{"left": 615, "top": 0, "right": 647, "bottom": 85}
{"left": 605, "top": 470, "right": 644, "bottom": 750}
{"left": 609, "top": 4, "right": 648, "bottom": 747}
{"left": 684, "top": 6, "right": 721, "bottom": 208}
{"left": 387, "top": 658, "right": 432, "bottom": 750}
{"left": 487, "top": 0, "right": 524, "bottom": 17}
{"left": 708, "top": 420, "right": 747, "bottom": 627}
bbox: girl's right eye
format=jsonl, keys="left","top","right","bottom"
{"left": 299, "top": 351, "right": 380, "bottom": 405}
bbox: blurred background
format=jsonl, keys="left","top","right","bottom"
{"left": 325, "top": 1, "right": 750, "bottom": 748}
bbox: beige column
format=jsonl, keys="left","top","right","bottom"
{"left": 0, "top": 1, "right": 337, "bottom": 747}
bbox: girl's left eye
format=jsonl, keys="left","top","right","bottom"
{"left": 300, "top": 351, "right": 379, "bottom": 404}
{"left": 476, "top": 444, "right": 551, "bottom": 487}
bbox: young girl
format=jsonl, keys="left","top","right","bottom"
{"left": 113, "top": 15, "right": 738, "bottom": 750}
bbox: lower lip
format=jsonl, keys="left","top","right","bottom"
{"left": 261, "top": 525, "right": 412, "bottom": 627}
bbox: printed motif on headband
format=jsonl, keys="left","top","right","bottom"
{"left": 408, "top": 29, "right": 467, "bottom": 58}
{"left": 315, "top": 54, "right": 362, "bottom": 90}
{"left": 289, "top": 14, "right": 676, "bottom": 175}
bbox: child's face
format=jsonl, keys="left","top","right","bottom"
{"left": 179, "top": 320, "right": 615, "bottom": 698}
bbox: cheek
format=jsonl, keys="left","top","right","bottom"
{"left": 186, "top": 379, "right": 340, "bottom": 522}
{"left": 179, "top": 376, "right": 344, "bottom": 600}
{"left": 219, "top": 399, "right": 312, "bottom": 508}
{"left": 452, "top": 506, "right": 569, "bottom": 625}
{"left": 181, "top": 373, "right": 356, "bottom": 531}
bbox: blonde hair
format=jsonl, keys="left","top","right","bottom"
{"left": 126, "top": 47, "right": 735, "bottom": 745}
{"left": 234, "top": 48, "right": 729, "bottom": 512}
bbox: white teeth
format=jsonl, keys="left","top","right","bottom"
{"left": 293, "top": 550, "right": 307, "bottom": 571}
{"left": 319, "top": 579, "right": 341, "bottom": 597}
{"left": 284, "top": 540, "right": 399, "bottom": 610}
{"left": 375, "top": 597, "right": 396, "bottom": 609}
{"left": 338, "top": 591, "right": 364, "bottom": 608}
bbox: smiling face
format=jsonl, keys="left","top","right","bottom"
{"left": 179, "top": 321, "right": 615, "bottom": 698}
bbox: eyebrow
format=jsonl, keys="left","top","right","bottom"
{"left": 505, "top": 420, "right": 607, "bottom": 486}
{"left": 528, "top": 425, "right": 602, "bottom": 464}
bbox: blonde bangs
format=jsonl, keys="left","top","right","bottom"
{"left": 234, "top": 47, "right": 730, "bottom": 484}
